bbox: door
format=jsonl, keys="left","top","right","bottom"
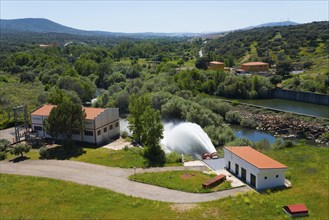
{"left": 235, "top": 164, "right": 239, "bottom": 176}
{"left": 228, "top": 161, "right": 231, "bottom": 170}
{"left": 241, "top": 167, "right": 246, "bottom": 181}
{"left": 250, "top": 173, "right": 256, "bottom": 188}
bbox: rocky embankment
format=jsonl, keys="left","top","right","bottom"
{"left": 239, "top": 111, "right": 329, "bottom": 146}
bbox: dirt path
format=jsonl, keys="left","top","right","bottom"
{"left": 0, "top": 160, "right": 251, "bottom": 203}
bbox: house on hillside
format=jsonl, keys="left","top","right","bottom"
{"left": 224, "top": 146, "right": 287, "bottom": 190}
{"left": 31, "top": 104, "right": 120, "bottom": 145}
{"left": 241, "top": 62, "right": 269, "bottom": 72}
{"left": 209, "top": 61, "right": 225, "bottom": 70}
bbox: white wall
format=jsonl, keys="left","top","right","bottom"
{"left": 257, "top": 169, "right": 286, "bottom": 190}
{"left": 224, "top": 148, "right": 286, "bottom": 190}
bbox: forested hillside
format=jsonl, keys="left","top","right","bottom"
{"left": 203, "top": 21, "right": 329, "bottom": 93}
{"left": 0, "top": 22, "right": 328, "bottom": 141}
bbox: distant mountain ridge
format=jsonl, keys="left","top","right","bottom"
{"left": 1, "top": 18, "right": 300, "bottom": 37}
{"left": 243, "top": 21, "right": 299, "bottom": 30}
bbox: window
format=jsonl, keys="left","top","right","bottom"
{"left": 104, "top": 127, "right": 107, "bottom": 133}
{"left": 97, "top": 130, "right": 101, "bottom": 136}
{"left": 109, "top": 125, "right": 113, "bottom": 130}
{"left": 72, "top": 130, "right": 80, "bottom": 135}
{"left": 84, "top": 131, "right": 93, "bottom": 136}
{"left": 276, "top": 175, "right": 279, "bottom": 178}
{"left": 264, "top": 176, "right": 267, "bottom": 180}
{"left": 115, "top": 122, "right": 119, "bottom": 127}
{"left": 34, "top": 126, "right": 42, "bottom": 131}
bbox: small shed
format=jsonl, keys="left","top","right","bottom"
{"left": 283, "top": 204, "right": 309, "bottom": 217}
{"left": 209, "top": 61, "right": 224, "bottom": 70}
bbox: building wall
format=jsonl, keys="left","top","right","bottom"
{"left": 209, "top": 62, "right": 224, "bottom": 70}
{"left": 257, "top": 169, "right": 286, "bottom": 190}
{"left": 224, "top": 148, "right": 286, "bottom": 189}
{"left": 241, "top": 64, "right": 269, "bottom": 72}
{"left": 31, "top": 107, "right": 120, "bottom": 145}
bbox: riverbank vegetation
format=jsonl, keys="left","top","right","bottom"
{"left": 1, "top": 143, "right": 328, "bottom": 219}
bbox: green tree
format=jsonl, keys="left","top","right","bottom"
{"left": 276, "top": 60, "right": 293, "bottom": 76}
{"left": 9, "top": 143, "right": 31, "bottom": 157}
{"left": 128, "top": 95, "right": 152, "bottom": 143}
{"left": 44, "top": 98, "right": 86, "bottom": 139}
{"left": 128, "top": 95, "right": 165, "bottom": 166}
{"left": 195, "top": 57, "right": 208, "bottom": 70}
{"left": 141, "top": 108, "right": 163, "bottom": 148}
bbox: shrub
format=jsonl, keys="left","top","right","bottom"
{"left": 283, "top": 141, "right": 294, "bottom": 148}
{"left": 321, "top": 132, "right": 329, "bottom": 142}
{"left": 144, "top": 145, "right": 166, "bottom": 167}
{"left": 39, "top": 146, "right": 49, "bottom": 159}
{"left": 225, "top": 111, "right": 242, "bottom": 125}
{"left": 0, "top": 152, "right": 6, "bottom": 160}
{"left": 121, "top": 131, "right": 128, "bottom": 139}
{"left": 165, "top": 151, "right": 182, "bottom": 163}
{"left": 252, "top": 140, "right": 271, "bottom": 150}
{"left": 231, "top": 100, "right": 240, "bottom": 106}
{"left": 240, "top": 118, "right": 257, "bottom": 128}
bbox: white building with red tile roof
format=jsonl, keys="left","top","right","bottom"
{"left": 31, "top": 104, "right": 120, "bottom": 145}
{"left": 224, "top": 146, "right": 287, "bottom": 190}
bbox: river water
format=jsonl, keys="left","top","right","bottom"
{"left": 237, "top": 98, "right": 329, "bottom": 118}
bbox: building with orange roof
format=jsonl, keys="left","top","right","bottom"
{"left": 209, "top": 61, "right": 225, "bottom": 71}
{"left": 224, "top": 146, "right": 287, "bottom": 190}
{"left": 31, "top": 104, "right": 120, "bottom": 145}
{"left": 241, "top": 62, "right": 269, "bottom": 72}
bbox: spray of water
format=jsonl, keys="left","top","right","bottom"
{"left": 120, "top": 119, "right": 216, "bottom": 158}
{"left": 161, "top": 122, "right": 216, "bottom": 159}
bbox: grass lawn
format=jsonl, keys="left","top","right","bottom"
{"left": 129, "top": 170, "right": 231, "bottom": 193}
{"left": 0, "top": 174, "right": 177, "bottom": 220}
{"left": 5, "top": 147, "right": 181, "bottom": 168}
{"left": 71, "top": 147, "right": 146, "bottom": 168}
{"left": 1, "top": 144, "right": 328, "bottom": 219}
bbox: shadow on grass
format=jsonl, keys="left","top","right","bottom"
{"left": 9, "top": 156, "right": 30, "bottom": 163}
{"left": 48, "top": 146, "right": 86, "bottom": 160}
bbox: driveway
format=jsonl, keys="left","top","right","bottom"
{"left": 0, "top": 160, "right": 251, "bottom": 203}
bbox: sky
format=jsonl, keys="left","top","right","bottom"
{"left": 1, "top": 1, "right": 328, "bottom": 33}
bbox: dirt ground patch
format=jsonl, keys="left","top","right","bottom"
{"left": 171, "top": 204, "right": 198, "bottom": 213}
{"left": 102, "top": 138, "right": 132, "bottom": 150}
{"left": 180, "top": 173, "right": 195, "bottom": 179}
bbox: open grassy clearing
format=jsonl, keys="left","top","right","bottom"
{"left": 129, "top": 170, "right": 232, "bottom": 193}
{"left": 0, "top": 144, "right": 328, "bottom": 219}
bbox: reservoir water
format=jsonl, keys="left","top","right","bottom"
{"left": 232, "top": 126, "right": 277, "bottom": 144}
{"left": 237, "top": 98, "right": 329, "bottom": 118}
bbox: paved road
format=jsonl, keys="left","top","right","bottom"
{"left": 0, "top": 160, "right": 251, "bottom": 203}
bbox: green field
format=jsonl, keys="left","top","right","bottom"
{"left": 129, "top": 170, "right": 231, "bottom": 193}
{"left": 1, "top": 144, "right": 328, "bottom": 219}
{"left": 5, "top": 147, "right": 181, "bottom": 168}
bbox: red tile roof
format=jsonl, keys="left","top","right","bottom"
{"left": 31, "top": 104, "right": 56, "bottom": 116}
{"left": 284, "top": 204, "right": 308, "bottom": 214}
{"left": 83, "top": 107, "right": 106, "bottom": 120}
{"left": 225, "top": 146, "right": 287, "bottom": 169}
{"left": 242, "top": 62, "right": 268, "bottom": 66}
{"left": 31, "top": 104, "right": 105, "bottom": 120}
